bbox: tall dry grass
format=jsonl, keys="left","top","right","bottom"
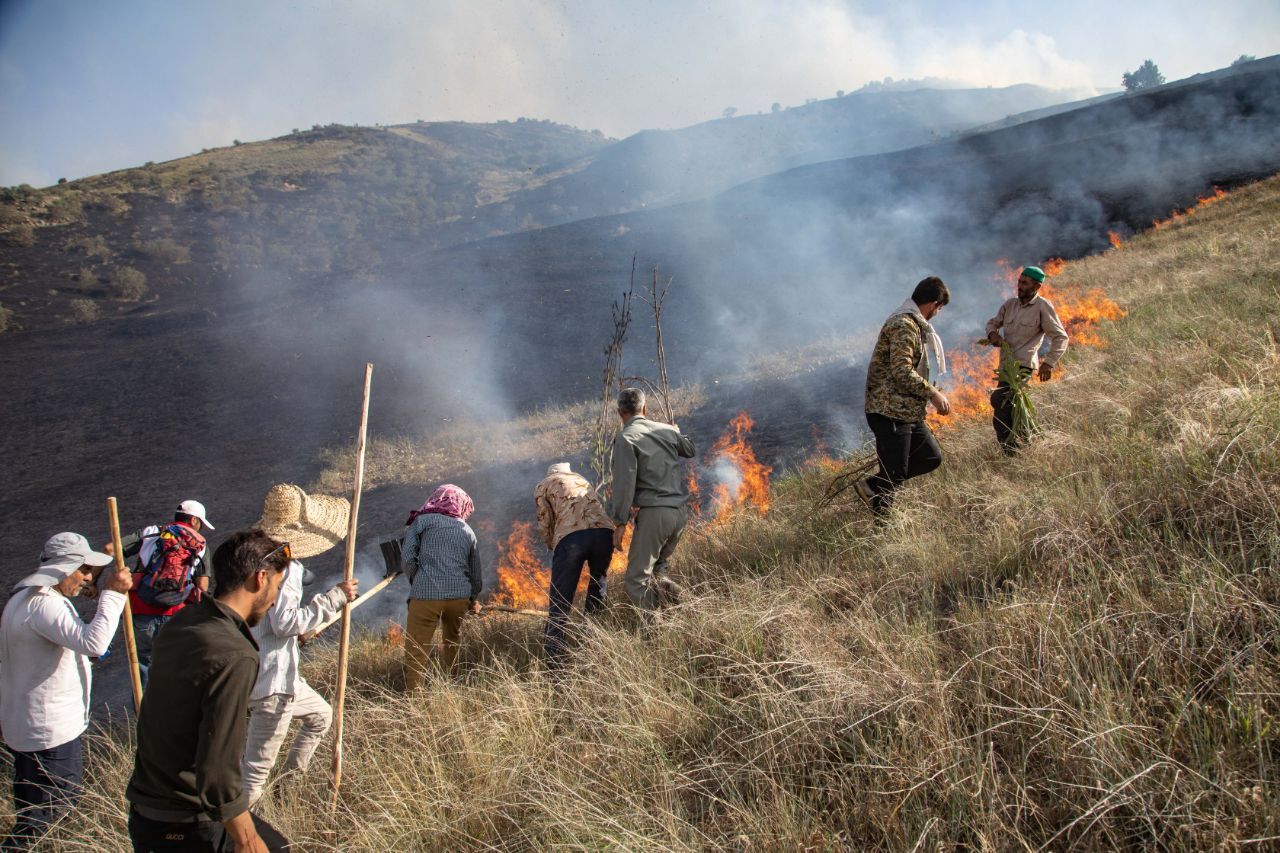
{"left": 6, "top": 176, "right": 1280, "bottom": 850}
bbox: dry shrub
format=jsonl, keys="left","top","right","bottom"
{"left": 110, "top": 266, "right": 147, "bottom": 302}
{"left": 68, "top": 299, "right": 100, "bottom": 324}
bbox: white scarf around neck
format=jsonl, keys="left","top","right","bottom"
{"left": 888, "top": 299, "right": 947, "bottom": 376}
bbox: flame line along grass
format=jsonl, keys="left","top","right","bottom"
{"left": 930, "top": 257, "right": 1127, "bottom": 431}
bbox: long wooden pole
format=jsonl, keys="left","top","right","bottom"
{"left": 330, "top": 362, "right": 373, "bottom": 814}
{"left": 107, "top": 497, "right": 144, "bottom": 714}
{"left": 301, "top": 572, "right": 398, "bottom": 643}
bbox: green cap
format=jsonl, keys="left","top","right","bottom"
{"left": 1021, "top": 266, "right": 1046, "bottom": 283}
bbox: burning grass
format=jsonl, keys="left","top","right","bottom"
{"left": 11, "top": 175, "right": 1280, "bottom": 850}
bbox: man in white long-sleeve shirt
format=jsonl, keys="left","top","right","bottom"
{"left": 0, "top": 532, "right": 133, "bottom": 848}
{"left": 241, "top": 559, "right": 356, "bottom": 807}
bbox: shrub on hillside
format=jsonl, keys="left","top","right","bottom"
{"left": 76, "top": 266, "right": 97, "bottom": 289}
{"left": 110, "top": 266, "right": 147, "bottom": 302}
{"left": 1, "top": 184, "right": 35, "bottom": 204}
{"left": 68, "top": 299, "right": 100, "bottom": 324}
{"left": 0, "top": 302, "right": 13, "bottom": 333}
{"left": 2, "top": 223, "right": 35, "bottom": 247}
{"left": 134, "top": 237, "right": 190, "bottom": 265}
{"left": 84, "top": 192, "right": 130, "bottom": 216}
{"left": 45, "top": 193, "right": 84, "bottom": 223}
{"left": 65, "top": 234, "right": 112, "bottom": 261}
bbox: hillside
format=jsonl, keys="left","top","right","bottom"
{"left": 0, "top": 58, "right": 1276, "bottom": 578}
{"left": 12, "top": 169, "right": 1279, "bottom": 851}
{"left": 0, "top": 84, "right": 1074, "bottom": 335}
{"left": 478, "top": 84, "right": 1076, "bottom": 226}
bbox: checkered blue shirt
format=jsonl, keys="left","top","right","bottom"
{"left": 401, "top": 513, "right": 482, "bottom": 601}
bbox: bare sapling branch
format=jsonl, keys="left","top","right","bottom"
{"left": 637, "top": 265, "right": 675, "bottom": 424}
{"left": 590, "top": 255, "right": 635, "bottom": 496}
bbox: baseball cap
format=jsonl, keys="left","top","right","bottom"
{"left": 177, "top": 499, "right": 215, "bottom": 530}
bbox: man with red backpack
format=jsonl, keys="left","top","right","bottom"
{"left": 110, "top": 499, "right": 215, "bottom": 686}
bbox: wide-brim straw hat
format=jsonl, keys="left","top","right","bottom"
{"left": 255, "top": 484, "right": 350, "bottom": 559}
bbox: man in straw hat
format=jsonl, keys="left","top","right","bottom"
{"left": 0, "top": 532, "right": 133, "bottom": 848}
{"left": 107, "top": 498, "right": 215, "bottom": 687}
{"left": 241, "top": 484, "right": 357, "bottom": 808}
{"left": 984, "top": 265, "right": 1069, "bottom": 454}
{"left": 535, "top": 462, "right": 615, "bottom": 668}
{"left": 855, "top": 276, "right": 952, "bottom": 517}
{"left": 609, "top": 388, "right": 696, "bottom": 615}
{"left": 126, "top": 530, "right": 291, "bottom": 852}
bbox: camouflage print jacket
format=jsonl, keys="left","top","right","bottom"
{"left": 864, "top": 313, "right": 936, "bottom": 422}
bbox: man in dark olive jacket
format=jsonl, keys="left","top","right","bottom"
{"left": 609, "top": 388, "right": 696, "bottom": 613}
{"left": 126, "top": 530, "right": 291, "bottom": 852}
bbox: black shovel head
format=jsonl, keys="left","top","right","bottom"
{"left": 379, "top": 539, "right": 403, "bottom": 577}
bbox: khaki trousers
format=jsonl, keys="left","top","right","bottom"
{"left": 404, "top": 598, "right": 469, "bottom": 689}
{"left": 625, "top": 506, "right": 687, "bottom": 611}
{"left": 241, "top": 680, "right": 332, "bottom": 807}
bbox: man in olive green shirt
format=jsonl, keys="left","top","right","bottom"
{"left": 609, "top": 388, "right": 696, "bottom": 612}
{"left": 126, "top": 531, "right": 291, "bottom": 852}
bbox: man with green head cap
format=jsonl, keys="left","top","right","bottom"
{"left": 984, "top": 265, "right": 1069, "bottom": 453}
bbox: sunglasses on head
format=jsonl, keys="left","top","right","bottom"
{"left": 262, "top": 542, "right": 292, "bottom": 567}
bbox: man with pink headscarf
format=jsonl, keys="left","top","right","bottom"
{"left": 399, "top": 484, "right": 482, "bottom": 687}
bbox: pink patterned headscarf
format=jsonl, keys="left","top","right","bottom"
{"left": 406, "top": 484, "right": 474, "bottom": 525}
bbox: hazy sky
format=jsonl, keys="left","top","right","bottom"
{"left": 1, "top": 0, "right": 1276, "bottom": 186}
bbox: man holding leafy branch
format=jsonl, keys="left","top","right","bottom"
{"left": 984, "top": 265, "right": 1069, "bottom": 453}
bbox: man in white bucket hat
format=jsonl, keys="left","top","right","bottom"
{"left": 1, "top": 532, "right": 133, "bottom": 847}
{"left": 241, "top": 484, "right": 357, "bottom": 807}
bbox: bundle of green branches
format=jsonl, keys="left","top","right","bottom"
{"left": 996, "top": 342, "right": 1039, "bottom": 441}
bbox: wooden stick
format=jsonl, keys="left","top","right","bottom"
{"left": 329, "top": 362, "right": 373, "bottom": 815}
{"left": 301, "top": 572, "right": 398, "bottom": 643}
{"left": 107, "top": 497, "right": 143, "bottom": 714}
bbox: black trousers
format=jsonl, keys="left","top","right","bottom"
{"left": 3, "top": 738, "right": 83, "bottom": 850}
{"left": 128, "top": 810, "right": 290, "bottom": 852}
{"left": 865, "top": 413, "right": 943, "bottom": 513}
{"left": 991, "top": 366, "right": 1033, "bottom": 451}
{"left": 543, "top": 528, "right": 613, "bottom": 668}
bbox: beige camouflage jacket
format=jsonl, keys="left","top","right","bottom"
{"left": 534, "top": 469, "right": 614, "bottom": 550}
{"left": 864, "top": 313, "right": 935, "bottom": 422}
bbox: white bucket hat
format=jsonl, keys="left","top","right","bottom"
{"left": 15, "top": 532, "right": 114, "bottom": 590}
{"left": 177, "top": 499, "right": 215, "bottom": 530}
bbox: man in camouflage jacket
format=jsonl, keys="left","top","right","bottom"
{"left": 858, "top": 276, "right": 952, "bottom": 515}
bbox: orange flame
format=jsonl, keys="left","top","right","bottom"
{"left": 608, "top": 526, "right": 631, "bottom": 574}
{"left": 493, "top": 519, "right": 628, "bottom": 609}
{"left": 703, "top": 411, "right": 773, "bottom": 522}
{"left": 492, "top": 521, "right": 550, "bottom": 609}
{"left": 805, "top": 424, "right": 843, "bottom": 473}
{"left": 1108, "top": 231, "right": 1124, "bottom": 250}
{"left": 685, "top": 465, "right": 702, "bottom": 518}
{"left": 385, "top": 622, "right": 404, "bottom": 648}
{"left": 1153, "top": 186, "right": 1227, "bottom": 229}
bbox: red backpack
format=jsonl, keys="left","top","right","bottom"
{"left": 136, "top": 523, "right": 206, "bottom": 608}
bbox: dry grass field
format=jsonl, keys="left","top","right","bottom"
{"left": 6, "top": 175, "right": 1280, "bottom": 850}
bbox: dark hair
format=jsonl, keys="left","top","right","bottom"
{"left": 911, "top": 276, "right": 950, "bottom": 307}
{"left": 174, "top": 512, "right": 198, "bottom": 527}
{"left": 211, "top": 531, "right": 288, "bottom": 596}
{"left": 618, "top": 388, "right": 645, "bottom": 416}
